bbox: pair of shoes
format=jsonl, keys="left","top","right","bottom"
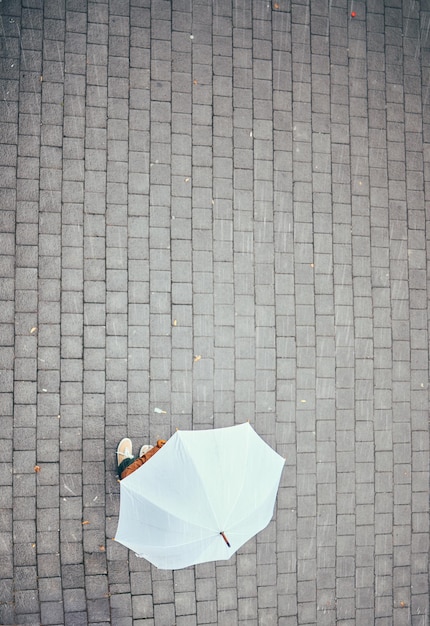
{"left": 116, "top": 438, "right": 134, "bottom": 467}
{"left": 116, "top": 439, "right": 154, "bottom": 465}
{"left": 139, "top": 444, "right": 154, "bottom": 457}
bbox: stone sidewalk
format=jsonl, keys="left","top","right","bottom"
{"left": 0, "top": 0, "right": 429, "bottom": 624}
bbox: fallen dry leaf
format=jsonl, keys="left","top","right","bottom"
{"left": 34, "top": 465, "right": 41, "bottom": 473}
{"left": 82, "top": 520, "right": 90, "bottom": 525}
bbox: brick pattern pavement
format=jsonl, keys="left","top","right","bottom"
{"left": 0, "top": 0, "right": 429, "bottom": 624}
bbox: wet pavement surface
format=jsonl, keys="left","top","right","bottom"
{"left": 0, "top": 0, "right": 429, "bottom": 624}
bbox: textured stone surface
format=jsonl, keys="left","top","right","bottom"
{"left": 1, "top": 0, "right": 429, "bottom": 624}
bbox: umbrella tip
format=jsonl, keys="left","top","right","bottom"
{"left": 220, "top": 531, "right": 231, "bottom": 548}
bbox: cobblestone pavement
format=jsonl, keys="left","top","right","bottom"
{"left": 1, "top": 0, "right": 429, "bottom": 624}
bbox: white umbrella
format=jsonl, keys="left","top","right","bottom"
{"left": 114, "top": 422, "right": 285, "bottom": 569}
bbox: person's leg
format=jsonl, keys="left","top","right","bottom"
{"left": 117, "top": 456, "right": 136, "bottom": 477}
{"left": 117, "top": 439, "right": 166, "bottom": 480}
{"left": 120, "top": 440, "right": 167, "bottom": 479}
{"left": 120, "top": 455, "right": 146, "bottom": 479}
{"left": 118, "top": 445, "right": 153, "bottom": 479}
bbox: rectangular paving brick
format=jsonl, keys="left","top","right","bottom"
{"left": 1, "top": 1, "right": 430, "bottom": 625}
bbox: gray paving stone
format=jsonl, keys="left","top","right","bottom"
{"left": 2, "top": 1, "right": 430, "bottom": 625}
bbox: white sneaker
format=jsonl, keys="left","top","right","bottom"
{"left": 139, "top": 444, "right": 154, "bottom": 457}
{"left": 116, "top": 438, "right": 133, "bottom": 466}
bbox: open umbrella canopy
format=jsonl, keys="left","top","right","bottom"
{"left": 115, "top": 422, "right": 285, "bottom": 569}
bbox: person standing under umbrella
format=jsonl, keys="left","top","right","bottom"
{"left": 114, "top": 423, "right": 285, "bottom": 570}
{"left": 116, "top": 437, "right": 166, "bottom": 480}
